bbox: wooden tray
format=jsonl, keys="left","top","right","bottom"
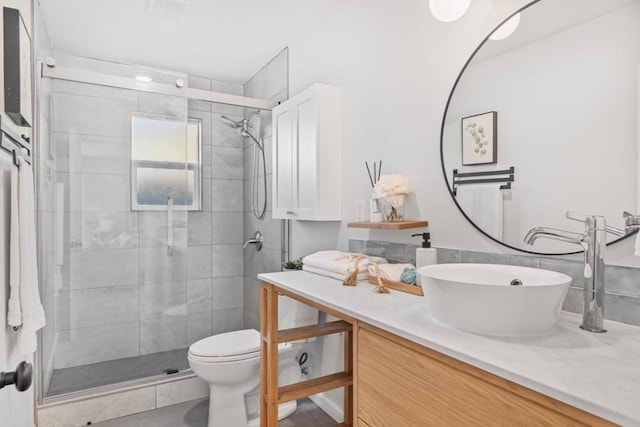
{"left": 367, "top": 276, "right": 424, "bottom": 296}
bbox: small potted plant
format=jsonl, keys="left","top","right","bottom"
{"left": 283, "top": 257, "right": 304, "bottom": 271}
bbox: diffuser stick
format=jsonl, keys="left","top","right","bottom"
{"left": 365, "top": 162, "right": 374, "bottom": 187}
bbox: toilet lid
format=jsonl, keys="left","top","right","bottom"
{"left": 190, "top": 329, "right": 261, "bottom": 357}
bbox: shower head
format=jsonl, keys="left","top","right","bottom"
{"left": 219, "top": 110, "right": 261, "bottom": 131}
{"left": 220, "top": 110, "right": 262, "bottom": 150}
{"left": 220, "top": 115, "right": 244, "bottom": 129}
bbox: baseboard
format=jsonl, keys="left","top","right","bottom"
{"left": 309, "top": 392, "right": 344, "bottom": 424}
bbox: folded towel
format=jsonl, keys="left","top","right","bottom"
{"left": 635, "top": 232, "right": 640, "bottom": 256}
{"left": 8, "top": 158, "right": 46, "bottom": 355}
{"left": 367, "top": 263, "right": 415, "bottom": 282}
{"left": 303, "top": 265, "right": 368, "bottom": 282}
{"left": 302, "top": 250, "right": 387, "bottom": 275}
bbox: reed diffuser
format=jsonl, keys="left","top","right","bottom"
{"left": 366, "top": 161, "right": 383, "bottom": 222}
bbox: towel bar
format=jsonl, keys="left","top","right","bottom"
{"left": 452, "top": 166, "right": 515, "bottom": 196}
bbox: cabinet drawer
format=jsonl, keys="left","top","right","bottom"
{"left": 356, "top": 326, "right": 611, "bottom": 427}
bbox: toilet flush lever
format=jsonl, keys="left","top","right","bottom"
{"left": 243, "top": 231, "right": 263, "bottom": 251}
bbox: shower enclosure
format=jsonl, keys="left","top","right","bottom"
{"left": 35, "top": 53, "right": 280, "bottom": 400}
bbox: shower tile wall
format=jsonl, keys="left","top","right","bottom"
{"left": 243, "top": 48, "right": 289, "bottom": 330}
{"left": 49, "top": 75, "right": 246, "bottom": 372}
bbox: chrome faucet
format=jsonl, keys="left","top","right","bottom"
{"left": 524, "top": 211, "right": 640, "bottom": 332}
{"left": 243, "top": 231, "right": 263, "bottom": 251}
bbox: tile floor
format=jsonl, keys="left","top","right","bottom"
{"left": 92, "top": 397, "right": 337, "bottom": 426}
{"left": 47, "top": 348, "right": 189, "bottom": 397}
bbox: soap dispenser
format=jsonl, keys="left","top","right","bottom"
{"left": 412, "top": 232, "right": 437, "bottom": 268}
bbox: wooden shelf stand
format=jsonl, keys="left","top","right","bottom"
{"left": 278, "top": 320, "right": 352, "bottom": 343}
{"left": 279, "top": 371, "right": 353, "bottom": 404}
{"left": 261, "top": 281, "right": 354, "bottom": 427}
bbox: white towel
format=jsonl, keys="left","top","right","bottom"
{"left": 635, "top": 232, "right": 640, "bottom": 256}
{"left": 302, "top": 265, "right": 369, "bottom": 282}
{"left": 8, "top": 158, "right": 46, "bottom": 355}
{"left": 8, "top": 163, "right": 21, "bottom": 326}
{"left": 456, "top": 183, "right": 504, "bottom": 240}
{"left": 302, "top": 250, "right": 387, "bottom": 275}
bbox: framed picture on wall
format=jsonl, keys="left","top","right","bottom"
{"left": 461, "top": 111, "right": 497, "bottom": 165}
{"left": 3, "top": 7, "right": 32, "bottom": 128}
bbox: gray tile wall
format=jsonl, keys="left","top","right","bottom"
{"left": 243, "top": 48, "right": 289, "bottom": 330}
{"left": 349, "top": 239, "right": 640, "bottom": 327}
{"left": 47, "top": 73, "right": 246, "bottom": 370}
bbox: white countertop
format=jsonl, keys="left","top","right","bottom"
{"left": 259, "top": 270, "right": 640, "bottom": 426}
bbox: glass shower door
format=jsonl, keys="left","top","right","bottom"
{"left": 40, "top": 58, "right": 193, "bottom": 398}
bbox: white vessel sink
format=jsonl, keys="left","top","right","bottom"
{"left": 418, "top": 263, "right": 571, "bottom": 336}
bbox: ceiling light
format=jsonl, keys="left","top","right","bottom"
{"left": 489, "top": 13, "right": 521, "bottom": 40}
{"left": 135, "top": 75, "right": 153, "bottom": 83}
{"left": 146, "top": 0, "right": 192, "bottom": 22}
{"left": 428, "top": 0, "right": 470, "bottom": 23}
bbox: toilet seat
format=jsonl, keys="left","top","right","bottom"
{"left": 188, "top": 329, "right": 294, "bottom": 363}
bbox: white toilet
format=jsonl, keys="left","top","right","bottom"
{"left": 188, "top": 296, "right": 318, "bottom": 427}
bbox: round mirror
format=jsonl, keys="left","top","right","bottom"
{"left": 441, "top": 0, "right": 640, "bottom": 254}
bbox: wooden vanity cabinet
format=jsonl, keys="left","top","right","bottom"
{"left": 355, "top": 324, "right": 613, "bottom": 427}
{"left": 260, "top": 279, "right": 615, "bottom": 427}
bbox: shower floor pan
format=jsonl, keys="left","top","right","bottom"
{"left": 46, "top": 348, "right": 190, "bottom": 397}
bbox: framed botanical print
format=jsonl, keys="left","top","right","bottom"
{"left": 461, "top": 111, "right": 497, "bottom": 165}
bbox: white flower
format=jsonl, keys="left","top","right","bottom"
{"left": 373, "top": 174, "right": 412, "bottom": 198}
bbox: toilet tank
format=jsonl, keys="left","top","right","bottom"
{"left": 278, "top": 295, "right": 319, "bottom": 330}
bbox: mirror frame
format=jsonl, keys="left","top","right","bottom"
{"left": 438, "top": 0, "right": 637, "bottom": 256}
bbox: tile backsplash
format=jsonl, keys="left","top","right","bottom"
{"left": 349, "top": 239, "right": 640, "bottom": 327}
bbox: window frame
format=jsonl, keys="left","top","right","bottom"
{"left": 130, "top": 112, "right": 202, "bottom": 211}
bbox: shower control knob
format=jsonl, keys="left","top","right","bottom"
{"left": 0, "top": 361, "right": 33, "bottom": 392}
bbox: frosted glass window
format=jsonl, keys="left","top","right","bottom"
{"left": 131, "top": 113, "right": 201, "bottom": 210}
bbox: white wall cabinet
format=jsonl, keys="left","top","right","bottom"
{"left": 272, "top": 84, "right": 342, "bottom": 221}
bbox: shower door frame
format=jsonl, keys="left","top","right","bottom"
{"left": 41, "top": 64, "right": 276, "bottom": 110}
{"left": 35, "top": 59, "right": 276, "bottom": 405}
